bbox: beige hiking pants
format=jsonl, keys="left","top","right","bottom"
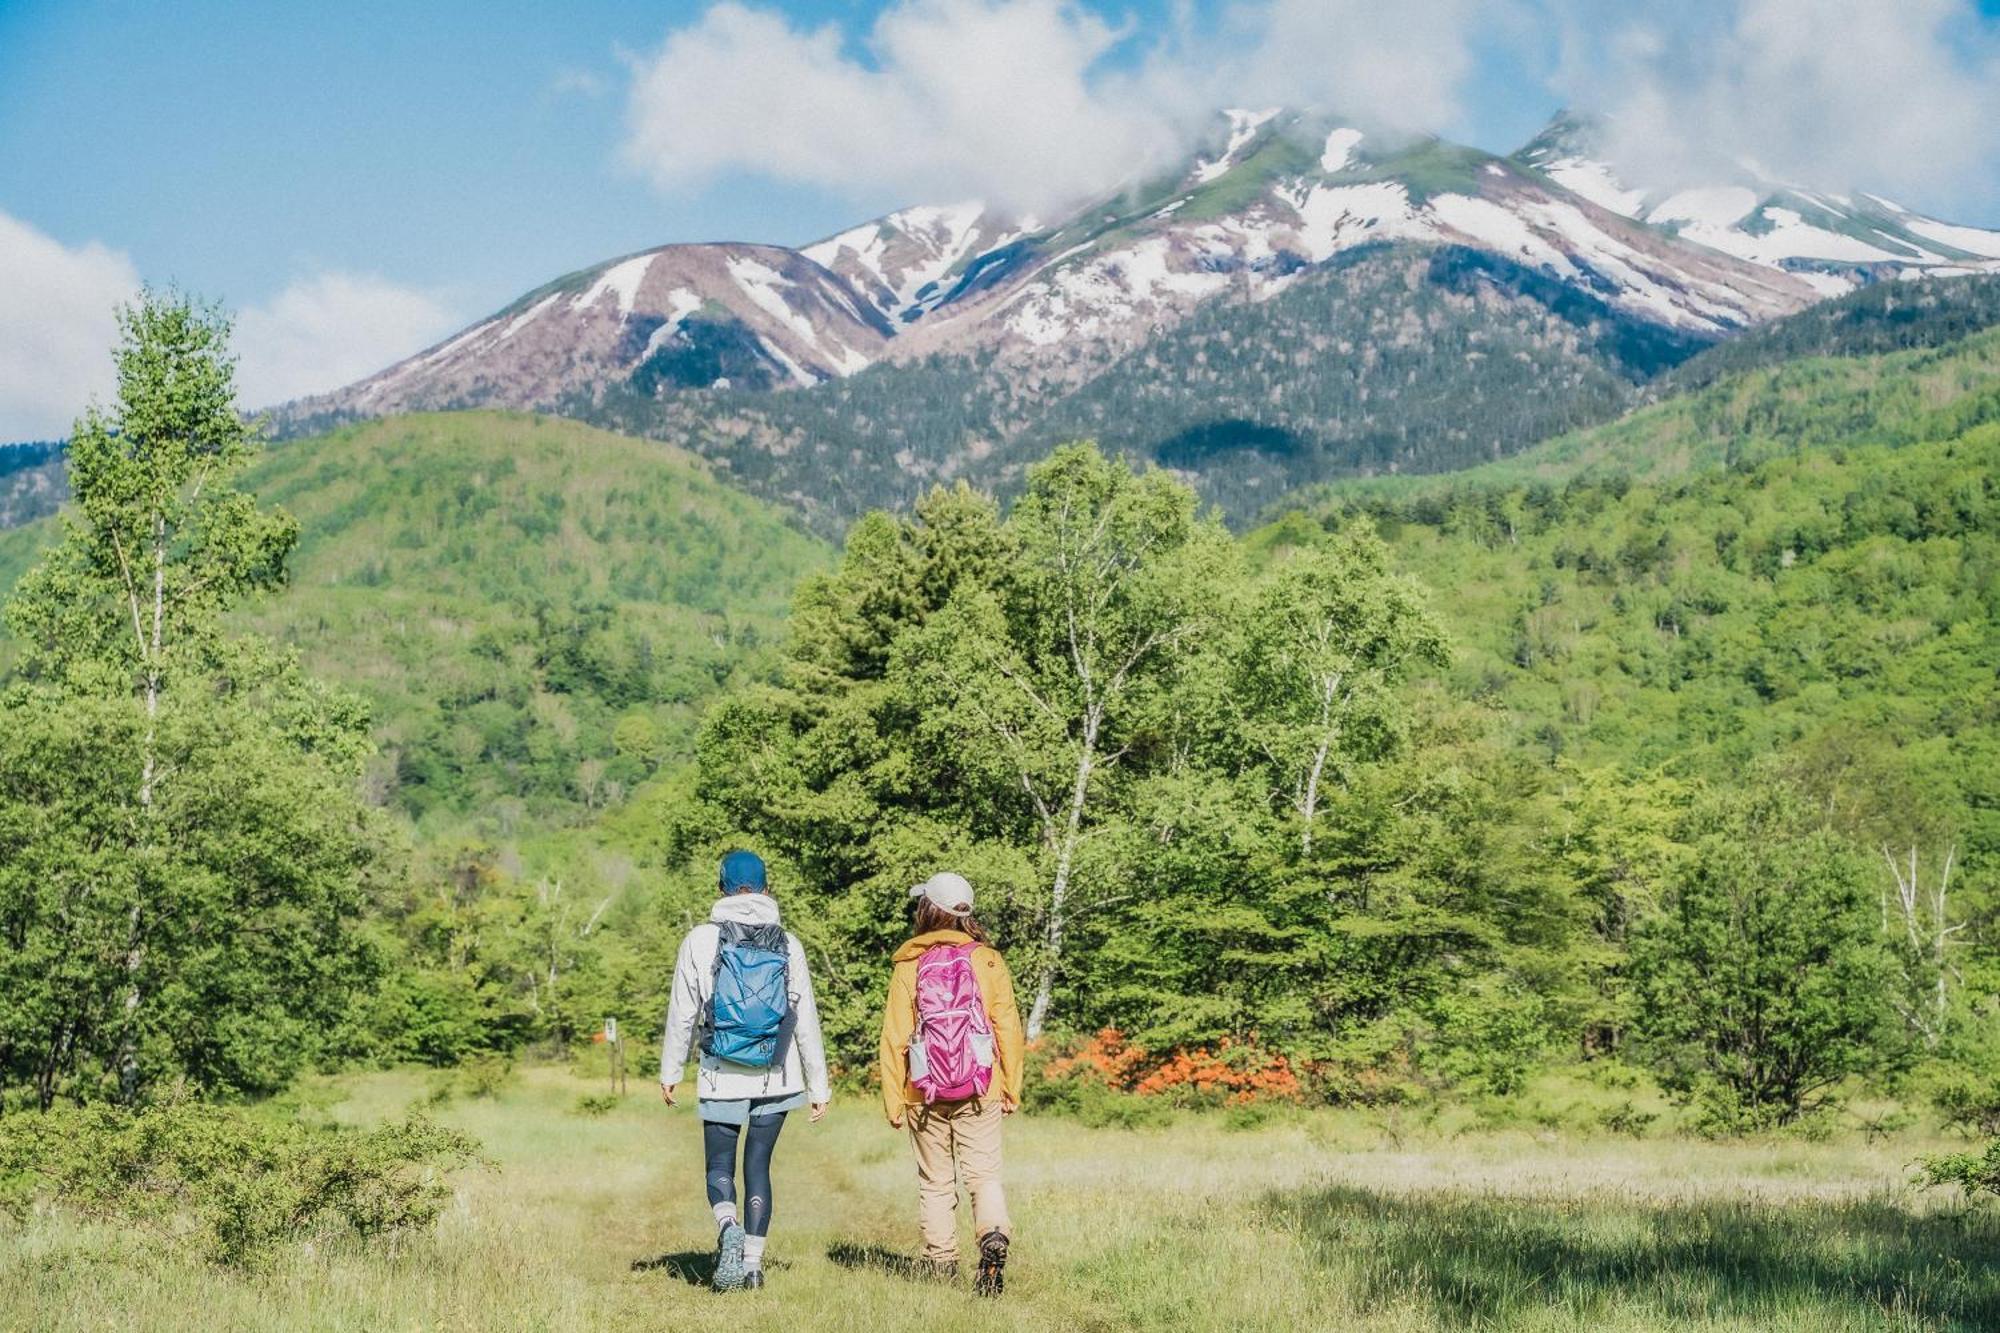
{"left": 906, "top": 1096, "right": 1010, "bottom": 1262}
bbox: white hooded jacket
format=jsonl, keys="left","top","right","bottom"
{"left": 659, "top": 893, "right": 831, "bottom": 1104}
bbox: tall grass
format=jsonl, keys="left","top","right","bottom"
{"left": 4, "top": 1066, "right": 1995, "bottom": 1331}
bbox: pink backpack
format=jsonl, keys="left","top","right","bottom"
{"left": 907, "top": 943, "right": 996, "bottom": 1102}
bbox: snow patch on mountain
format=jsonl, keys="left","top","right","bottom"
{"left": 1000, "top": 235, "right": 1234, "bottom": 346}
{"left": 1320, "top": 127, "right": 1364, "bottom": 174}
{"left": 573, "top": 253, "right": 655, "bottom": 316}
{"left": 1428, "top": 194, "right": 1574, "bottom": 278}
{"left": 641, "top": 288, "right": 707, "bottom": 358}
{"left": 1536, "top": 159, "right": 1647, "bottom": 218}
{"left": 1288, "top": 182, "right": 1426, "bottom": 262}
{"left": 1666, "top": 205, "right": 1921, "bottom": 265}
{"left": 728, "top": 256, "right": 855, "bottom": 382}
{"left": 499, "top": 293, "right": 562, "bottom": 343}
{"left": 1515, "top": 113, "right": 2000, "bottom": 282}
{"left": 1904, "top": 217, "right": 2000, "bottom": 260}
{"left": 1194, "top": 108, "right": 1279, "bottom": 184}
{"left": 804, "top": 201, "right": 1021, "bottom": 323}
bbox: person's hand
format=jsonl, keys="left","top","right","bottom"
{"left": 810, "top": 1101, "right": 828, "bottom": 1124}
{"left": 1001, "top": 1095, "right": 1018, "bottom": 1116}
{"left": 660, "top": 1083, "right": 678, "bottom": 1106}
{"left": 888, "top": 1111, "right": 905, "bottom": 1129}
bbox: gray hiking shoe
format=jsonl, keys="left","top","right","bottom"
{"left": 712, "top": 1222, "right": 747, "bottom": 1291}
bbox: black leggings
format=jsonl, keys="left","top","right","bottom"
{"left": 704, "top": 1115, "right": 786, "bottom": 1236}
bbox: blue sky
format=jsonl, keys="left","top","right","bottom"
{"left": 3, "top": 0, "right": 1998, "bottom": 434}
{"left": 0, "top": 0, "right": 1562, "bottom": 305}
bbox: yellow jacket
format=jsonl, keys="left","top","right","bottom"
{"left": 878, "top": 930, "right": 1025, "bottom": 1122}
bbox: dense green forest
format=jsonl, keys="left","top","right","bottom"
{"left": 5, "top": 288, "right": 2000, "bottom": 1150}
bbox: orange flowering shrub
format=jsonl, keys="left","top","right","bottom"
{"left": 1040, "top": 1028, "right": 1149, "bottom": 1091}
{"left": 1133, "top": 1037, "right": 1303, "bottom": 1107}
{"left": 1035, "top": 1029, "right": 1303, "bottom": 1106}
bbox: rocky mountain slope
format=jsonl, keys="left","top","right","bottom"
{"left": 300, "top": 243, "right": 893, "bottom": 421}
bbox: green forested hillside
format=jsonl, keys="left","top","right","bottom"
{"left": 1, "top": 412, "right": 833, "bottom": 833}
{"left": 1299, "top": 322, "right": 2000, "bottom": 505}
{"left": 1662, "top": 273, "right": 2000, "bottom": 393}
{"left": 1307, "top": 414, "right": 2000, "bottom": 876}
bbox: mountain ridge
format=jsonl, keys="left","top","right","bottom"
{"left": 284, "top": 108, "right": 1901, "bottom": 431}
{"left": 218, "top": 110, "right": 2000, "bottom": 531}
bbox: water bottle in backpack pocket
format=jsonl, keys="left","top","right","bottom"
{"left": 702, "top": 921, "right": 791, "bottom": 1068}
{"left": 908, "top": 942, "right": 995, "bottom": 1102}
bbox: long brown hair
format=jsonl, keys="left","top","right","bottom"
{"left": 914, "top": 899, "right": 991, "bottom": 944}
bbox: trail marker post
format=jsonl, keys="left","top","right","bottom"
{"left": 604, "top": 1017, "right": 625, "bottom": 1095}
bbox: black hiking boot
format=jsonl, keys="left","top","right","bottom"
{"left": 743, "top": 1269, "right": 765, "bottom": 1291}
{"left": 975, "top": 1228, "right": 1009, "bottom": 1297}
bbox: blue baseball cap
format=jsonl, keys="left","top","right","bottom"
{"left": 718, "top": 849, "right": 768, "bottom": 894}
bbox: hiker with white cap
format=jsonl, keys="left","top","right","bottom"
{"left": 877, "top": 870, "right": 1025, "bottom": 1295}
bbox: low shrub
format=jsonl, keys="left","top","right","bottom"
{"left": 1920, "top": 1138, "right": 2000, "bottom": 1200}
{"left": 575, "top": 1094, "right": 620, "bottom": 1116}
{"left": 1134, "top": 1038, "right": 1303, "bottom": 1108}
{"left": 1930, "top": 1070, "right": 2000, "bottom": 1138}
{"left": 1597, "top": 1101, "right": 1660, "bottom": 1138}
{"left": 458, "top": 1056, "right": 514, "bottom": 1100}
{"left": 0, "top": 1099, "right": 483, "bottom": 1266}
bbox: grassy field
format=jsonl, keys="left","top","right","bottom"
{"left": 5, "top": 1066, "right": 1998, "bottom": 1331}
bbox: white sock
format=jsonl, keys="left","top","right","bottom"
{"left": 743, "top": 1235, "right": 766, "bottom": 1271}
{"left": 713, "top": 1202, "right": 738, "bottom": 1230}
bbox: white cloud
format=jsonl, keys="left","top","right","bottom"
{"left": 0, "top": 210, "right": 140, "bottom": 440}
{"left": 618, "top": 0, "right": 1496, "bottom": 215}
{"left": 619, "top": 0, "right": 2000, "bottom": 220}
{"left": 233, "top": 272, "right": 462, "bottom": 409}
{"left": 621, "top": 1, "right": 1185, "bottom": 213}
{"left": 0, "top": 211, "right": 460, "bottom": 434}
{"left": 1554, "top": 0, "right": 2000, "bottom": 206}
{"left": 1223, "top": 0, "right": 1490, "bottom": 133}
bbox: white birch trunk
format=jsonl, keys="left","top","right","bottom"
{"left": 1027, "top": 707, "right": 1099, "bottom": 1040}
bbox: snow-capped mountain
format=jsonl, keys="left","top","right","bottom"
{"left": 878, "top": 109, "right": 1813, "bottom": 378}
{"left": 288, "top": 108, "right": 1999, "bottom": 429}
{"left": 1516, "top": 110, "right": 2000, "bottom": 296}
{"left": 292, "top": 243, "right": 892, "bottom": 420}
{"left": 803, "top": 202, "right": 1031, "bottom": 326}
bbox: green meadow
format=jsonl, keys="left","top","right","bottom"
{"left": 6, "top": 1066, "right": 1997, "bottom": 1332}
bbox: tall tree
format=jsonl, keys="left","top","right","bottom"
{"left": 1630, "top": 785, "right": 1896, "bottom": 1126}
{"left": 1, "top": 291, "right": 380, "bottom": 1107}
{"left": 897, "top": 446, "right": 1232, "bottom": 1037}
{"left": 1233, "top": 523, "right": 1448, "bottom": 854}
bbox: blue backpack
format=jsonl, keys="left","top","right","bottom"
{"left": 701, "top": 921, "right": 791, "bottom": 1068}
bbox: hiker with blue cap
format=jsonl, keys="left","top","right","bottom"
{"left": 659, "top": 849, "right": 830, "bottom": 1292}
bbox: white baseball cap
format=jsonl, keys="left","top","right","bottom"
{"left": 909, "top": 871, "right": 975, "bottom": 916}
